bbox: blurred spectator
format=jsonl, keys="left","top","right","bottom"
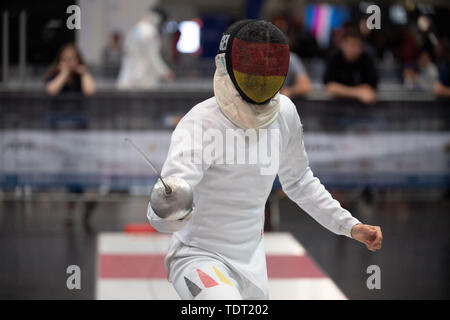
{"left": 117, "top": 5, "right": 174, "bottom": 89}
{"left": 402, "top": 65, "right": 417, "bottom": 89}
{"left": 403, "top": 50, "right": 438, "bottom": 90}
{"left": 419, "top": 50, "right": 438, "bottom": 83}
{"left": 272, "top": 12, "right": 319, "bottom": 59}
{"left": 281, "top": 52, "right": 312, "bottom": 98}
{"left": 433, "top": 53, "right": 450, "bottom": 98}
{"left": 102, "top": 32, "right": 123, "bottom": 77}
{"left": 417, "top": 15, "right": 439, "bottom": 61}
{"left": 323, "top": 29, "right": 378, "bottom": 104}
{"left": 44, "top": 44, "right": 97, "bottom": 228}
{"left": 45, "top": 43, "right": 96, "bottom": 96}
{"left": 397, "top": 27, "right": 419, "bottom": 67}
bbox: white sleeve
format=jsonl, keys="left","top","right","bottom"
{"left": 277, "top": 100, "right": 361, "bottom": 238}
{"left": 147, "top": 37, "right": 170, "bottom": 77}
{"left": 147, "top": 116, "right": 208, "bottom": 233}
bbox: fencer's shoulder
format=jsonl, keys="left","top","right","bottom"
{"left": 178, "top": 97, "right": 220, "bottom": 125}
{"left": 278, "top": 93, "right": 297, "bottom": 112}
{"left": 278, "top": 94, "right": 301, "bottom": 122}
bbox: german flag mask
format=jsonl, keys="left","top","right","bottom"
{"left": 217, "top": 20, "right": 290, "bottom": 105}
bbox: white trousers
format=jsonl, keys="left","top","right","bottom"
{"left": 168, "top": 246, "right": 267, "bottom": 300}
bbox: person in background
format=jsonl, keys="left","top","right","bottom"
{"left": 402, "top": 64, "right": 418, "bottom": 89}
{"left": 323, "top": 29, "right": 378, "bottom": 104}
{"left": 417, "top": 50, "right": 438, "bottom": 88}
{"left": 403, "top": 50, "right": 438, "bottom": 90}
{"left": 433, "top": 49, "right": 450, "bottom": 98}
{"left": 102, "top": 32, "right": 123, "bottom": 77}
{"left": 45, "top": 43, "right": 95, "bottom": 96}
{"left": 44, "top": 43, "right": 97, "bottom": 228}
{"left": 117, "top": 5, "right": 175, "bottom": 89}
{"left": 280, "top": 52, "right": 312, "bottom": 98}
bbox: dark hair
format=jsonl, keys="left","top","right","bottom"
{"left": 342, "top": 28, "right": 363, "bottom": 41}
{"left": 149, "top": 5, "right": 168, "bottom": 24}
{"left": 45, "top": 43, "right": 84, "bottom": 80}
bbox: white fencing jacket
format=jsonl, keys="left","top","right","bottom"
{"left": 148, "top": 60, "right": 361, "bottom": 295}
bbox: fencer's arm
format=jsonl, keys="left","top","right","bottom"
{"left": 147, "top": 117, "right": 208, "bottom": 233}
{"left": 277, "top": 100, "right": 361, "bottom": 238}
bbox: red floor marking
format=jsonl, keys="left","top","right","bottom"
{"left": 99, "top": 254, "right": 167, "bottom": 278}
{"left": 99, "top": 254, "right": 325, "bottom": 279}
{"left": 123, "top": 223, "right": 156, "bottom": 233}
{"left": 196, "top": 269, "right": 219, "bottom": 288}
{"left": 266, "top": 255, "right": 325, "bottom": 278}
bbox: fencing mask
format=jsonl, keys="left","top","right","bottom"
{"left": 217, "top": 20, "right": 290, "bottom": 104}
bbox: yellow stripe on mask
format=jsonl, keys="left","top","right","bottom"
{"left": 213, "top": 266, "right": 232, "bottom": 286}
{"left": 233, "top": 70, "right": 285, "bottom": 103}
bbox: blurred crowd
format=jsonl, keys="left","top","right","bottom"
{"left": 43, "top": 5, "right": 450, "bottom": 103}
{"left": 272, "top": 8, "right": 450, "bottom": 101}
{"left": 18, "top": 3, "right": 450, "bottom": 227}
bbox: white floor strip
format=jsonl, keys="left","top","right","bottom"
{"left": 96, "top": 232, "right": 346, "bottom": 300}
{"left": 97, "top": 279, "right": 346, "bottom": 300}
{"left": 98, "top": 233, "right": 172, "bottom": 254}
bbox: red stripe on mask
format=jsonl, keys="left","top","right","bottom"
{"left": 231, "top": 38, "right": 289, "bottom": 76}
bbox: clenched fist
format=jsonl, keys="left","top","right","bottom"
{"left": 351, "top": 224, "right": 382, "bottom": 252}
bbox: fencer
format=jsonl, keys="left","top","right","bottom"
{"left": 117, "top": 6, "right": 173, "bottom": 89}
{"left": 147, "top": 20, "right": 383, "bottom": 300}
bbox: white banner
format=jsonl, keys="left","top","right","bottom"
{"left": 0, "top": 130, "right": 170, "bottom": 181}
{"left": 0, "top": 130, "right": 448, "bottom": 187}
{"left": 304, "top": 132, "right": 450, "bottom": 174}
